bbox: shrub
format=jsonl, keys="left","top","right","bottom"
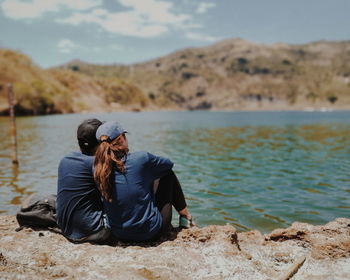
{"left": 148, "top": 92, "right": 156, "bottom": 100}
{"left": 237, "top": 57, "right": 248, "bottom": 65}
{"left": 306, "top": 92, "right": 317, "bottom": 101}
{"left": 179, "top": 63, "right": 188, "bottom": 69}
{"left": 327, "top": 95, "right": 338, "bottom": 104}
{"left": 182, "top": 72, "right": 197, "bottom": 80}
{"left": 196, "top": 91, "right": 205, "bottom": 97}
{"left": 282, "top": 59, "right": 292, "bottom": 65}
{"left": 70, "top": 65, "right": 80, "bottom": 71}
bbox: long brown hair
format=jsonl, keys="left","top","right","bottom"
{"left": 94, "top": 134, "right": 129, "bottom": 202}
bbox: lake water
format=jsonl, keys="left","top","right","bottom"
{"left": 0, "top": 111, "right": 349, "bottom": 232}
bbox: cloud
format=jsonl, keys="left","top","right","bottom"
{"left": 110, "top": 44, "right": 124, "bottom": 51}
{"left": 57, "top": 39, "right": 78, "bottom": 53}
{"left": 57, "top": 0, "right": 191, "bottom": 38}
{"left": 185, "top": 32, "right": 219, "bottom": 42}
{"left": 118, "top": 0, "right": 189, "bottom": 25}
{"left": 0, "top": 0, "right": 102, "bottom": 19}
{"left": 1, "top": 0, "right": 216, "bottom": 41}
{"left": 196, "top": 2, "right": 216, "bottom": 14}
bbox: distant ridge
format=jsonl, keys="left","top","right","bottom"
{"left": 1, "top": 38, "right": 350, "bottom": 115}
{"left": 59, "top": 38, "right": 350, "bottom": 111}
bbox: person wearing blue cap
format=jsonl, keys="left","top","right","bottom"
{"left": 94, "top": 120, "right": 194, "bottom": 241}
{"left": 56, "top": 119, "right": 111, "bottom": 243}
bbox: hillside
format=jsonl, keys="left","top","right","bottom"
{"left": 61, "top": 39, "right": 350, "bottom": 111}
{"left": 1, "top": 39, "right": 350, "bottom": 115}
{"left": 0, "top": 50, "right": 72, "bottom": 115}
{"left": 0, "top": 49, "right": 148, "bottom": 115}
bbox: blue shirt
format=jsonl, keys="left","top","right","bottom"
{"left": 56, "top": 152, "right": 104, "bottom": 240}
{"left": 104, "top": 151, "right": 173, "bottom": 241}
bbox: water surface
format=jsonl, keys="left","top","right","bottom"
{"left": 0, "top": 111, "right": 349, "bottom": 232}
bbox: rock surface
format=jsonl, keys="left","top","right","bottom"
{"left": 0, "top": 216, "right": 349, "bottom": 280}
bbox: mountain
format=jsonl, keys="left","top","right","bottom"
{"left": 0, "top": 50, "right": 148, "bottom": 115}
{"left": 0, "top": 49, "right": 72, "bottom": 115}
{"left": 1, "top": 39, "right": 350, "bottom": 115}
{"left": 61, "top": 39, "right": 350, "bottom": 111}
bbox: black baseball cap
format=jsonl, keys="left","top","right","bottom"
{"left": 77, "top": 119, "right": 103, "bottom": 151}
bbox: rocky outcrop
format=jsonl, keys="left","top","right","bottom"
{"left": 0, "top": 216, "right": 349, "bottom": 280}
{"left": 266, "top": 219, "right": 350, "bottom": 260}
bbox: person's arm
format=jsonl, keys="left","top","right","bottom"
{"left": 147, "top": 152, "right": 174, "bottom": 179}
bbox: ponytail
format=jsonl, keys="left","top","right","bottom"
{"left": 94, "top": 134, "right": 129, "bottom": 202}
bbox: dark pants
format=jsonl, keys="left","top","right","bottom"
{"left": 155, "top": 170, "right": 187, "bottom": 230}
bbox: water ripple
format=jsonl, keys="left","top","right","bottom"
{"left": 1, "top": 111, "right": 350, "bottom": 232}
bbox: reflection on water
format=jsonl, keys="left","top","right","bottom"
{"left": 8, "top": 165, "right": 34, "bottom": 205}
{"left": 1, "top": 111, "right": 350, "bottom": 232}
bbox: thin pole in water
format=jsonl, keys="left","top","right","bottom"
{"left": 7, "top": 83, "right": 19, "bottom": 165}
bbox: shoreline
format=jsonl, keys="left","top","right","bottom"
{"left": 1, "top": 106, "right": 350, "bottom": 118}
{"left": 0, "top": 216, "right": 349, "bottom": 279}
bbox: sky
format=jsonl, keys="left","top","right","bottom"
{"left": 0, "top": 0, "right": 349, "bottom": 68}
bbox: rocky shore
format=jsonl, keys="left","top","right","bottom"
{"left": 0, "top": 216, "right": 349, "bottom": 280}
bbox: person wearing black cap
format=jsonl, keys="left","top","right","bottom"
{"left": 94, "top": 120, "right": 194, "bottom": 242}
{"left": 56, "top": 119, "right": 111, "bottom": 243}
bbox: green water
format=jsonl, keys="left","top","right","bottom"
{"left": 0, "top": 111, "right": 349, "bottom": 232}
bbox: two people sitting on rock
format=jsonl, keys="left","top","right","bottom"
{"left": 56, "top": 119, "right": 193, "bottom": 243}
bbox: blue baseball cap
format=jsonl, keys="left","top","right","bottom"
{"left": 96, "top": 121, "right": 127, "bottom": 143}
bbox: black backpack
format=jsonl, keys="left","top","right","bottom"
{"left": 16, "top": 194, "right": 59, "bottom": 229}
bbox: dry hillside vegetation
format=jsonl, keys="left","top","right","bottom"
{"left": 0, "top": 50, "right": 148, "bottom": 115}
{"left": 63, "top": 39, "right": 350, "bottom": 111}
{"left": 0, "top": 49, "right": 71, "bottom": 115}
{"left": 1, "top": 39, "right": 350, "bottom": 115}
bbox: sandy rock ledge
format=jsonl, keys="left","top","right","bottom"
{"left": 0, "top": 216, "right": 349, "bottom": 280}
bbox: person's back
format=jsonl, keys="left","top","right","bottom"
{"left": 56, "top": 118, "right": 110, "bottom": 242}
{"left": 56, "top": 151, "right": 104, "bottom": 240}
{"left": 104, "top": 151, "right": 173, "bottom": 241}
{"left": 94, "top": 120, "right": 194, "bottom": 242}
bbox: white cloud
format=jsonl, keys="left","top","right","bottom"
{"left": 196, "top": 2, "right": 216, "bottom": 14}
{"left": 91, "top": 8, "right": 109, "bottom": 16}
{"left": 57, "top": 39, "right": 78, "bottom": 53}
{"left": 1, "top": 0, "right": 216, "bottom": 41}
{"left": 185, "top": 32, "right": 219, "bottom": 42}
{"left": 118, "top": 0, "right": 189, "bottom": 25}
{"left": 57, "top": 0, "right": 191, "bottom": 38}
{"left": 110, "top": 44, "right": 124, "bottom": 50}
{"left": 1, "top": 0, "right": 102, "bottom": 19}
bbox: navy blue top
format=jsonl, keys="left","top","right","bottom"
{"left": 56, "top": 152, "right": 104, "bottom": 240}
{"left": 104, "top": 151, "right": 173, "bottom": 241}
